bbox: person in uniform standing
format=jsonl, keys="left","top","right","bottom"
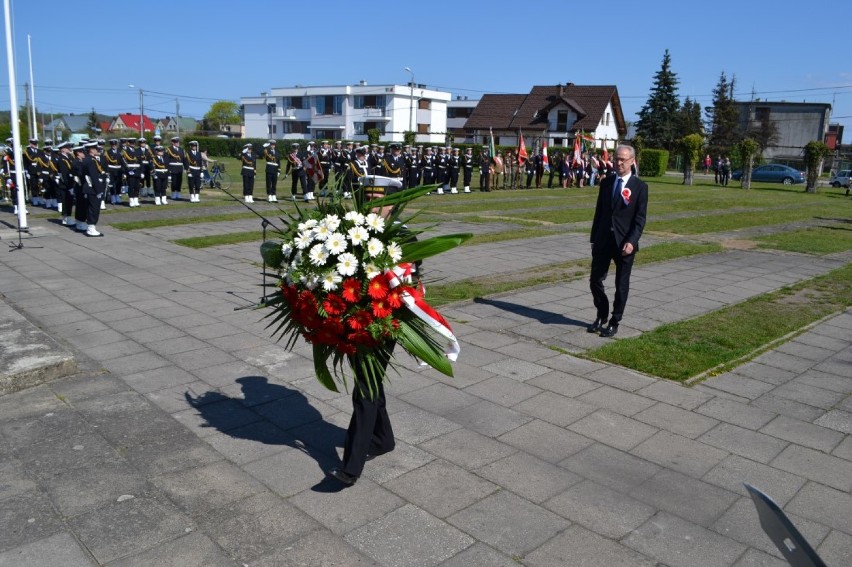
{"left": 103, "top": 139, "right": 123, "bottom": 205}
{"left": 55, "top": 142, "right": 75, "bottom": 222}
{"left": 241, "top": 143, "right": 256, "bottom": 203}
{"left": 81, "top": 141, "right": 106, "bottom": 237}
{"left": 448, "top": 147, "right": 461, "bottom": 194}
{"left": 461, "top": 147, "right": 474, "bottom": 193}
{"left": 166, "top": 136, "right": 186, "bottom": 200}
{"left": 420, "top": 146, "right": 435, "bottom": 186}
{"left": 42, "top": 143, "right": 60, "bottom": 210}
{"left": 318, "top": 140, "right": 332, "bottom": 197}
{"left": 262, "top": 140, "right": 280, "bottom": 202}
{"left": 121, "top": 138, "right": 143, "bottom": 207}
{"left": 72, "top": 145, "right": 88, "bottom": 230}
{"left": 150, "top": 145, "right": 169, "bottom": 205}
{"left": 381, "top": 142, "right": 405, "bottom": 184}
{"left": 285, "top": 142, "right": 308, "bottom": 201}
{"left": 434, "top": 146, "right": 449, "bottom": 194}
{"left": 345, "top": 145, "right": 369, "bottom": 198}
{"left": 479, "top": 147, "right": 492, "bottom": 192}
{"left": 185, "top": 140, "right": 204, "bottom": 202}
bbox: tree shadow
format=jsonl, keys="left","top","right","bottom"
{"left": 185, "top": 376, "right": 348, "bottom": 493}
{"left": 473, "top": 297, "right": 588, "bottom": 328}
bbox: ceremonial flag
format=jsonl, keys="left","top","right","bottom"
{"left": 602, "top": 145, "right": 609, "bottom": 163}
{"left": 572, "top": 135, "right": 581, "bottom": 165}
{"left": 489, "top": 128, "right": 496, "bottom": 159}
{"left": 305, "top": 153, "right": 324, "bottom": 184}
{"left": 542, "top": 142, "right": 550, "bottom": 172}
{"left": 517, "top": 131, "right": 528, "bottom": 165}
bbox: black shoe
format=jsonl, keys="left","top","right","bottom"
{"left": 600, "top": 324, "right": 618, "bottom": 338}
{"left": 327, "top": 468, "right": 357, "bottom": 486}
{"left": 587, "top": 318, "right": 605, "bottom": 333}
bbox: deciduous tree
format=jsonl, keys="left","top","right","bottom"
{"left": 204, "top": 100, "right": 240, "bottom": 132}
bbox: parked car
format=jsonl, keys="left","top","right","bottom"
{"left": 829, "top": 169, "right": 851, "bottom": 188}
{"left": 731, "top": 164, "right": 805, "bottom": 184}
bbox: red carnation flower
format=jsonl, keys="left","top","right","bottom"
{"left": 322, "top": 293, "right": 347, "bottom": 316}
{"left": 367, "top": 274, "right": 389, "bottom": 299}
{"left": 341, "top": 278, "right": 361, "bottom": 303}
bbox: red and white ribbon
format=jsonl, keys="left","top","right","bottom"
{"left": 386, "top": 264, "right": 460, "bottom": 362}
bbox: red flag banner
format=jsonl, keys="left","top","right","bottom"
{"left": 572, "top": 135, "right": 581, "bottom": 165}
{"left": 305, "top": 153, "right": 324, "bottom": 184}
{"left": 518, "top": 132, "right": 528, "bottom": 165}
{"left": 542, "top": 142, "right": 550, "bottom": 172}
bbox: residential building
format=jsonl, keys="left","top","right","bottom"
{"left": 43, "top": 115, "right": 90, "bottom": 140}
{"left": 241, "top": 82, "right": 451, "bottom": 143}
{"left": 463, "top": 83, "right": 626, "bottom": 152}
{"left": 156, "top": 116, "right": 199, "bottom": 136}
{"left": 110, "top": 113, "right": 156, "bottom": 135}
{"left": 734, "top": 101, "right": 831, "bottom": 162}
{"left": 446, "top": 96, "right": 478, "bottom": 144}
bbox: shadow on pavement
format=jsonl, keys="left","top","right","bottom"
{"left": 185, "top": 376, "right": 348, "bottom": 493}
{"left": 473, "top": 297, "right": 588, "bottom": 328}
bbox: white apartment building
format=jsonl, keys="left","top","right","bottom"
{"left": 241, "top": 82, "right": 451, "bottom": 143}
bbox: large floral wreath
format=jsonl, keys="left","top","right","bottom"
{"left": 260, "top": 180, "right": 471, "bottom": 398}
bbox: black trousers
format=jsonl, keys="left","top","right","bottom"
{"left": 243, "top": 174, "right": 255, "bottom": 196}
{"left": 85, "top": 192, "right": 101, "bottom": 225}
{"left": 59, "top": 186, "right": 74, "bottom": 216}
{"left": 108, "top": 170, "right": 122, "bottom": 196}
{"left": 341, "top": 347, "right": 395, "bottom": 478}
{"left": 74, "top": 188, "right": 87, "bottom": 223}
{"left": 480, "top": 171, "right": 490, "bottom": 191}
{"left": 290, "top": 169, "right": 307, "bottom": 196}
{"left": 265, "top": 168, "right": 278, "bottom": 195}
{"left": 187, "top": 171, "right": 202, "bottom": 194}
{"left": 170, "top": 170, "right": 183, "bottom": 193}
{"left": 153, "top": 174, "right": 168, "bottom": 197}
{"left": 589, "top": 232, "right": 635, "bottom": 325}
{"left": 127, "top": 175, "right": 141, "bottom": 198}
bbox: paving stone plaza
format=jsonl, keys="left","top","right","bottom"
{"left": 0, "top": 207, "right": 850, "bottom": 566}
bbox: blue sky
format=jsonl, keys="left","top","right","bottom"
{"left": 2, "top": 0, "right": 850, "bottom": 136}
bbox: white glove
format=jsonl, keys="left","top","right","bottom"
{"left": 140, "top": 173, "right": 145, "bottom": 180}
{"left": 73, "top": 176, "right": 80, "bottom": 184}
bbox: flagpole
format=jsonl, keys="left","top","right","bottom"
{"left": 5, "top": 0, "right": 28, "bottom": 229}
{"left": 27, "top": 34, "right": 36, "bottom": 139}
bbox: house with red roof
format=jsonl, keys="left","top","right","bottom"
{"left": 464, "top": 83, "right": 627, "bottom": 152}
{"left": 110, "top": 113, "right": 156, "bottom": 134}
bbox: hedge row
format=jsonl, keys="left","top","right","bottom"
{"left": 638, "top": 149, "right": 669, "bottom": 177}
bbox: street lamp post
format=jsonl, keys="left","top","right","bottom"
{"left": 403, "top": 67, "right": 414, "bottom": 139}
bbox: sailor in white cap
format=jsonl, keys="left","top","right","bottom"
{"left": 263, "top": 139, "right": 280, "bottom": 202}
{"left": 81, "top": 141, "right": 106, "bottom": 236}
{"left": 150, "top": 145, "right": 169, "bottom": 205}
{"left": 285, "top": 142, "right": 308, "bottom": 201}
{"left": 166, "top": 136, "right": 186, "bottom": 200}
{"left": 186, "top": 140, "right": 204, "bottom": 202}
{"left": 241, "top": 143, "right": 256, "bottom": 203}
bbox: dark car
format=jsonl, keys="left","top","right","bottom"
{"left": 731, "top": 164, "right": 805, "bottom": 184}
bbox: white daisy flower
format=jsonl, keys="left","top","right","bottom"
{"left": 344, "top": 211, "right": 365, "bottom": 225}
{"left": 347, "top": 225, "right": 369, "bottom": 246}
{"left": 365, "top": 213, "right": 385, "bottom": 233}
{"left": 323, "top": 214, "right": 341, "bottom": 232}
{"left": 294, "top": 231, "right": 313, "bottom": 250}
{"left": 367, "top": 238, "right": 384, "bottom": 257}
{"left": 387, "top": 242, "right": 402, "bottom": 263}
{"left": 336, "top": 253, "right": 359, "bottom": 277}
{"left": 309, "top": 243, "right": 329, "bottom": 266}
{"left": 313, "top": 223, "right": 331, "bottom": 241}
{"left": 322, "top": 271, "right": 342, "bottom": 291}
{"left": 364, "top": 262, "right": 381, "bottom": 280}
{"left": 281, "top": 242, "right": 293, "bottom": 257}
{"left": 325, "top": 232, "right": 348, "bottom": 255}
{"left": 298, "top": 219, "right": 318, "bottom": 232}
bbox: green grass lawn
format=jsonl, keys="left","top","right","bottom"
{"left": 755, "top": 224, "right": 852, "bottom": 255}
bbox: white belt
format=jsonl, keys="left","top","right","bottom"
{"left": 155, "top": 168, "right": 167, "bottom": 173}
{"left": 242, "top": 166, "right": 254, "bottom": 170}
{"left": 126, "top": 164, "right": 140, "bottom": 168}
{"left": 189, "top": 166, "right": 201, "bottom": 170}
{"left": 108, "top": 165, "right": 122, "bottom": 170}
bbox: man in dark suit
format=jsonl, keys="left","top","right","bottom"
{"left": 588, "top": 145, "right": 648, "bottom": 337}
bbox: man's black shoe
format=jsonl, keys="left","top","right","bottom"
{"left": 327, "top": 468, "right": 357, "bottom": 486}
{"left": 600, "top": 324, "right": 618, "bottom": 338}
{"left": 587, "top": 318, "right": 605, "bottom": 333}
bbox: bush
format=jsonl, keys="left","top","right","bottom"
{"left": 638, "top": 149, "right": 669, "bottom": 176}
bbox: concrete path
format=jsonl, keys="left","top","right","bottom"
{"left": 0, "top": 213, "right": 849, "bottom": 566}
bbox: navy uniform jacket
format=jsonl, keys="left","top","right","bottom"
{"left": 186, "top": 149, "right": 204, "bottom": 175}
{"left": 104, "top": 147, "right": 123, "bottom": 173}
{"left": 590, "top": 174, "right": 648, "bottom": 253}
{"left": 382, "top": 154, "right": 405, "bottom": 179}
{"left": 82, "top": 154, "right": 107, "bottom": 196}
{"left": 263, "top": 147, "right": 280, "bottom": 171}
{"left": 57, "top": 152, "right": 74, "bottom": 189}
{"left": 121, "top": 147, "right": 142, "bottom": 177}
{"left": 240, "top": 152, "right": 256, "bottom": 177}
{"left": 165, "top": 144, "right": 186, "bottom": 173}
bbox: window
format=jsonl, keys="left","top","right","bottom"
{"left": 354, "top": 122, "right": 385, "bottom": 135}
{"left": 267, "top": 124, "right": 277, "bottom": 134}
{"left": 354, "top": 95, "right": 386, "bottom": 109}
{"left": 315, "top": 95, "right": 342, "bottom": 115}
{"left": 282, "top": 121, "right": 310, "bottom": 134}
{"left": 283, "top": 96, "right": 308, "bottom": 109}
{"left": 267, "top": 103, "right": 276, "bottom": 114}
{"left": 554, "top": 137, "right": 564, "bottom": 146}
{"left": 556, "top": 111, "right": 569, "bottom": 131}
{"left": 418, "top": 99, "right": 430, "bottom": 110}
{"left": 606, "top": 112, "right": 611, "bottom": 126}
{"left": 313, "top": 130, "right": 340, "bottom": 141}
{"left": 447, "top": 106, "right": 473, "bottom": 119}
{"left": 417, "top": 123, "right": 429, "bottom": 134}
{"left": 755, "top": 107, "right": 771, "bottom": 121}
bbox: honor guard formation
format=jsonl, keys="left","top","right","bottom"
{"left": 2, "top": 137, "right": 561, "bottom": 237}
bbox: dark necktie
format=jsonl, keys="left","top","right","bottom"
{"left": 613, "top": 176, "right": 623, "bottom": 202}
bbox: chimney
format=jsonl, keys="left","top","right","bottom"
{"left": 567, "top": 82, "right": 575, "bottom": 87}
{"left": 359, "top": 80, "right": 368, "bottom": 86}
{"left": 559, "top": 84, "right": 564, "bottom": 97}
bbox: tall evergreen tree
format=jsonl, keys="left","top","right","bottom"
{"left": 705, "top": 72, "right": 741, "bottom": 155}
{"left": 635, "top": 49, "right": 681, "bottom": 150}
{"left": 676, "top": 97, "right": 704, "bottom": 138}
